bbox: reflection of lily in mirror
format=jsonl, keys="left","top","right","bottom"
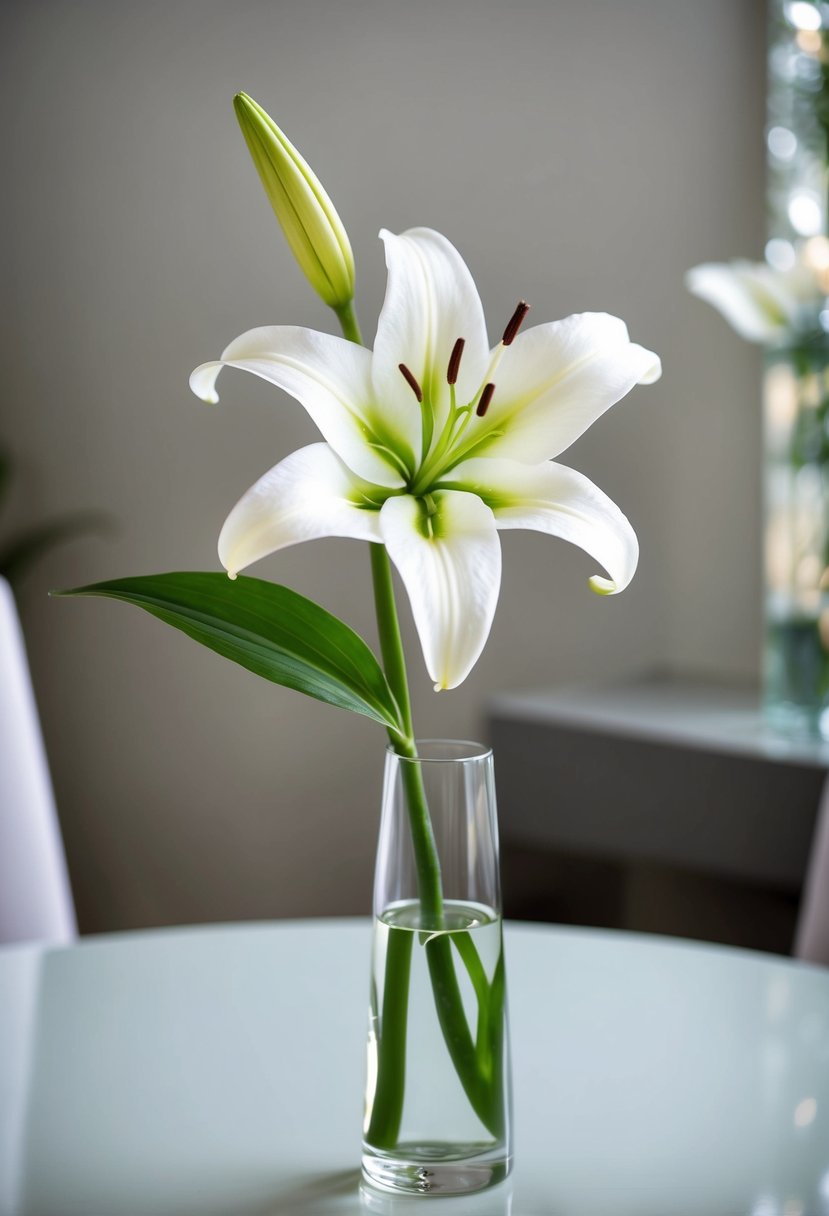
{"left": 686, "top": 252, "right": 828, "bottom": 345}
{"left": 687, "top": 246, "right": 829, "bottom": 737}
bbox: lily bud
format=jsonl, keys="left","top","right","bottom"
{"left": 233, "top": 92, "right": 355, "bottom": 312}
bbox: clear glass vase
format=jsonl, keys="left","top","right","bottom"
{"left": 763, "top": 337, "right": 829, "bottom": 738}
{"left": 361, "top": 740, "right": 512, "bottom": 1197}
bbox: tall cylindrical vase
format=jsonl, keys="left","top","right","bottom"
{"left": 361, "top": 741, "right": 512, "bottom": 1197}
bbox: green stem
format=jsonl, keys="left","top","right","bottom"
{"left": 425, "top": 936, "right": 492, "bottom": 1128}
{"left": 334, "top": 299, "right": 361, "bottom": 345}
{"left": 368, "top": 543, "right": 414, "bottom": 740}
{"left": 365, "top": 925, "right": 413, "bottom": 1148}
{"left": 368, "top": 541, "right": 500, "bottom": 1134}
{"left": 362, "top": 540, "right": 443, "bottom": 1145}
{"left": 369, "top": 543, "right": 443, "bottom": 921}
{"left": 452, "top": 931, "right": 489, "bottom": 1010}
{"left": 337, "top": 301, "right": 421, "bottom": 1147}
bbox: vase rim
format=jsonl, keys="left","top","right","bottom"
{"left": 386, "top": 739, "right": 492, "bottom": 764}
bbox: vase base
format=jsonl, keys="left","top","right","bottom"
{"left": 763, "top": 699, "right": 829, "bottom": 742}
{"left": 361, "top": 1144, "right": 511, "bottom": 1196}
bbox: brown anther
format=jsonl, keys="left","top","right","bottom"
{"left": 476, "top": 382, "right": 496, "bottom": 417}
{"left": 502, "top": 300, "right": 530, "bottom": 346}
{"left": 398, "top": 363, "right": 423, "bottom": 402}
{"left": 446, "top": 337, "right": 465, "bottom": 385}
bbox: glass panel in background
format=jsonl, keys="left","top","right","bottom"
{"left": 765, "top": 0, "right": 829, "bottom": 737}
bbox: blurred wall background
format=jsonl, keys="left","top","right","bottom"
{"left": 1, "top": 0, "right": 765, "bottom": 932}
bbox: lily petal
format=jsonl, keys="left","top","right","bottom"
{"left": 191, "top": 326, "right": 413, "bottom": 489}
{"left": 445, "top": 456, "right": 638, "bottom": 593}
{"left": 379, "top": 490, "right": 500, "bottom": 690}
{"left": 473, "top": 313, "right": 660, "bottom": 463}
{"left": 218, "top": 443, "right": 383, "bottom": 577}
{"left": 372, "top": 229, "right": 490, "bottom": 454}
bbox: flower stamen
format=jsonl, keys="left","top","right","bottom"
{"left": 446, "top": 338, "right": 465, "bottom": 385}
{"left": 502, "top": 300, "right": 530, "bottom": 346}
{"left": 476, "top": 383, "right": 496, "bottom": 417}
{"left": 398, "top": 363, "right": 423, "bottom": 402}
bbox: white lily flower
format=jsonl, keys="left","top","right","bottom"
{"left": 685, "top": 259, "right": 822, "bottom": 344}
{"left": 191, "top": 228, "right": 660, "bottom": 690}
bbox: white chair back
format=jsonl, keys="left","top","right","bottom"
{"left": 0, "top": 577, "right": 76, "bottom": 944}
{"left": 794, "top": 772, "right": 829, "bottom": 966}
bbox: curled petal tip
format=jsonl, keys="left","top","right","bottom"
{"left": 189, "top": 361, "right": 224, "bottom": 404}
{"left": 630, "top": 345, "right": 662, "bottom": 386}
{"left": 589, "top": 574, "right": 617, "bottom": 596}
{"left": 640, "top": 353, "right": 662, "bottom": 385}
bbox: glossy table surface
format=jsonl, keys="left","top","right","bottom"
{"left": 1, "top": 920, "right": 827, "bottom": 1216}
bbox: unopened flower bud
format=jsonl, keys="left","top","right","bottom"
{"left": 233, "top": 92, "right": 355, "bottom": 312}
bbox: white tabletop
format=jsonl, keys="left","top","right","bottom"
{"left": 0, "top": 921, "right": 827, "bottom": 1216}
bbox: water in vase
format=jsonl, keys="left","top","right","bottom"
{"left": 362, "top": 898, "right": 511, "bottom": 1196}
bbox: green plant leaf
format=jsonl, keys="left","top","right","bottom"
{"left": 53, "top": 572, "right": 404, "bottom": 733}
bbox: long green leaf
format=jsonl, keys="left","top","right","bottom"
{"left": 53, "top": 572, "right": 404, "bottom": 733}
